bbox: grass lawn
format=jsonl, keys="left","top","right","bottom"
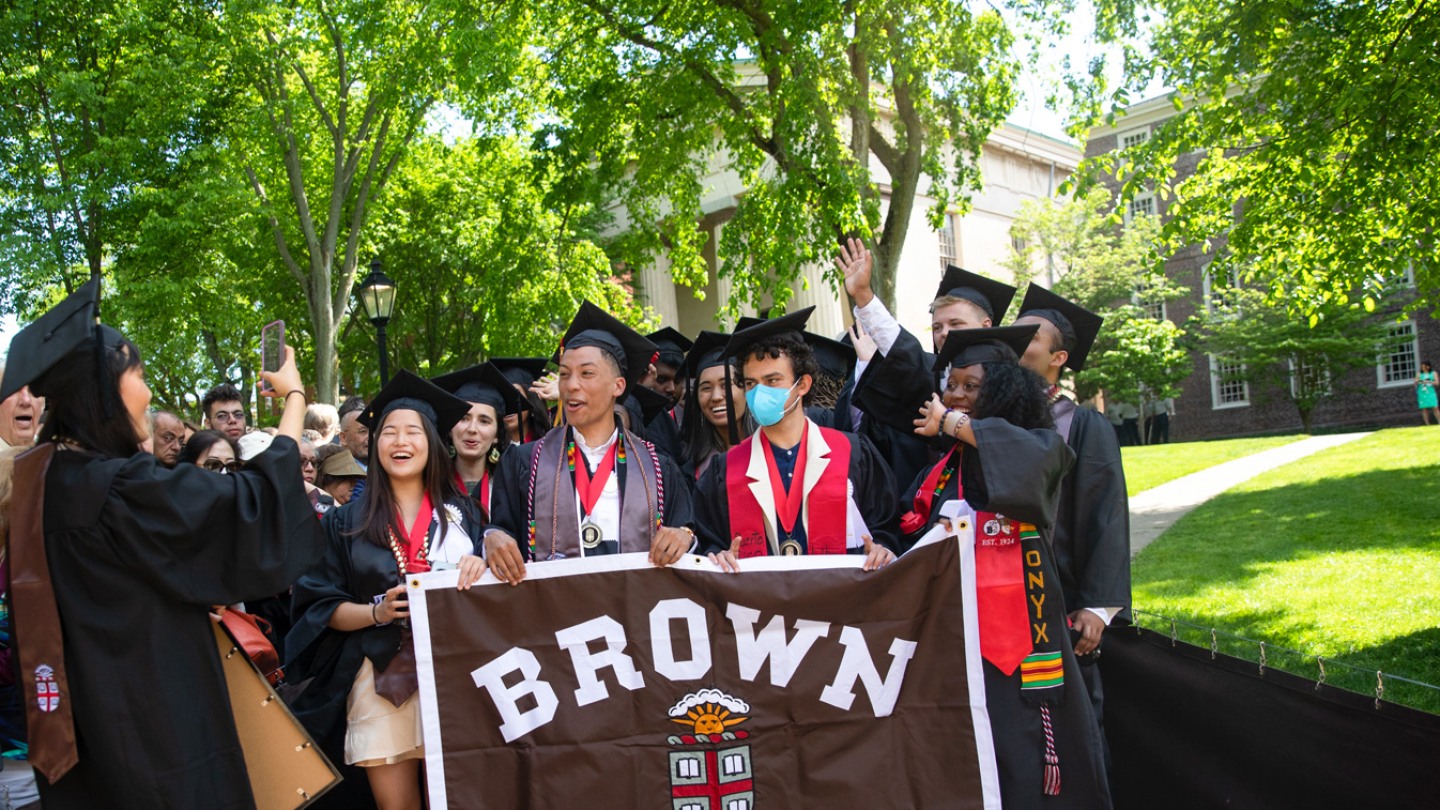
{"left": 1122, "top": 434, "right": 1304, "bottom": 495}
{"left": 1131, "top": 426, "right": 1440, "bottom": 713}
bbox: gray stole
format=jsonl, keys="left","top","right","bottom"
{"left": 1052, "top": 396, "right": 1078, "bottom": 446}
{"left": 529, "top": 425, "right": 661, "bottom": 560}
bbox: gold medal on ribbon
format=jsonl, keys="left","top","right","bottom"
{"left": 580, "top": 520, "right": 604, "bottom": 550}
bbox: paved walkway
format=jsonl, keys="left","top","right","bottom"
{"left": 1128, "top": 432, "right": 1373, "bottom": 557}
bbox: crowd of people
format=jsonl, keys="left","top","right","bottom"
{"left": 0, "top": 239, "right": 1132, "bottom": 810}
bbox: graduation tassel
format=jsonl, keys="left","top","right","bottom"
{"left": 1040, "top": 704, "right": 1061, "bottom": 796}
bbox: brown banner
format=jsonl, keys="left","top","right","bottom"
{"left": 411, "top": 538, "right": 994, "bottom": 809}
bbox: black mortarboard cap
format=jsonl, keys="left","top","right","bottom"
{"left": 557, "top": 301, "right": 660, "bottom": 397}
{"left": 490, "top": 357, "right": 550, "bottom": 388}
{"left": 431, "top": 362, "right": 522, "bottom": 417}
{"left": 724, "top": 307, "right": 815, "bottom": 363}
{"left": 683, "top": 331, "right": 731, "bottom": 379}
{"left": 809, "top": 333, "right": 857, "bottom": 381}
{"left": 359, "top": 369, "right": 472, "bottom": 437}
{"left": 851, "top": 330, "right": 940, "bottom": 435}
{"left": 934, "top": 265, "right": 1017, "bottom": 323}
{"left": 646, "top": 327, "right": 693, "bottom": 369}
{"left": 1016, "top": 285, "right": 1104, "bottom": 371}
{"left": 627, "top": 382, "right": 672, "bottom": 425}
{"left": 1, "top": 277, "right": 126, "bottom": 403}
{"left": 933, "top": 323, "right": 1039, "bottom": 374}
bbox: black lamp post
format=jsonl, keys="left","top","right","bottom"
{"left": 356, "top": 257, "right": 397, "bottom": 385}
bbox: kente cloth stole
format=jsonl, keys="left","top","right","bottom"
{"left": 528, "top": 426, "right": 661, "bottom": 560}
{"left": 726, "top": 427, "right": 851, "bottom": 558}
{"left": 899, "top": 445, "right": 957, "bottom": 535}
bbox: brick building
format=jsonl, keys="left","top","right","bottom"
{"left": 1088, "top": 94, "right": 1440, "bottom": 441}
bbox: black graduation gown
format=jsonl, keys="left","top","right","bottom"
{"left": 285, "top": 495, "right": 482, "bottom": 772}
{"left": 847, "top": 329, "right": 945, "bottom": 495}
{"left": 900, "top": 418, "right": 1112, "bottom": 810}
{"left": 485, "top": 430, "right": 696, "bottom": 560}
{"left": 643, "top": 406, "right": 683, "bottom": 462}
{"left": 692, "top": 425, "right": 901, "bottom": 554}
{"left": 1052, "top": 404, "right": 1132, "bottom": 621}
{"left": 36, "top": 438, "right": 323, "bottom": 809}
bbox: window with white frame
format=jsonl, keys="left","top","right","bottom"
{"left": 1123, "top": 192, "right": 1155, "bottom": 225}
{"left": 1202, "top": 266, "right": 1241, "bottom": 315}
{"left": 1133, "top": 279, "right": 1167, "bottom": 321}
{"left": 938, "top": 213, "right": 959, "bottom": 270}
{"left": 1289, "top": 356, "right": 1332, "bottom": 399}
{"left": 1119, "top": 127, "right": 1150, "bottom": 150}
{"left": 1377, "top": 320, "right": 1419, "bottom": 388}
{"left": 1210, "top": 354, "right": 1250, "bottom": 408}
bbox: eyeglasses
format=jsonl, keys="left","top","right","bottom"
{"left": 202, "top": 458, "right": 243, "bottom": 474}
{"left": 300, "top": 456, "right": 318, "bottom": 468}
{"left": 211, "top": 410, "right": 245, "bottom": 424}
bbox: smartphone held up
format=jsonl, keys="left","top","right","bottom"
{"left": 260, "top": 320, "right": 286, "bottom": 394}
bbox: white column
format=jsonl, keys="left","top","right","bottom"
{"left": 639, "top": 253, "right": 681, "bottom": 326}
{"left": 791, "top": 262, "right": 846, "bottom": 339}
{"left": 712, "top": 221, "right": 754, "bottom": 327}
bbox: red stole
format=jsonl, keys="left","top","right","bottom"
{"left": 725, "top": 425, "right": 852, "bottom": 558}
{"left": 942, "top": 461, "right": 1031, "bottom": 676}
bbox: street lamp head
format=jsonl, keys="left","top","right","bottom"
{"left": 357, "top": 257, "right": 397, "bottom": 326}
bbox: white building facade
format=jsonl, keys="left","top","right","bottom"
{"left": 630, "top": 123, "right": 1080, "bottom": 338}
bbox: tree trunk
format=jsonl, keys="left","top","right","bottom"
{"left": 311, "top": 293, "right": 340, "bottom": 404}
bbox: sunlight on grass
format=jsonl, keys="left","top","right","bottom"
{"left": 1133, "top": 427, "right": 1440, "bottom": 712}
{"left": 1122, "top": 435, "right": 1303, "bottom": 495}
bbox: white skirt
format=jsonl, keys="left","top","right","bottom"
{"left": 345, "top": 657, "right": 424, "bottom": 766}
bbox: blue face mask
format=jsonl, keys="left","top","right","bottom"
{"left": 745, "top": 380, "right": 799, "bottom": 427}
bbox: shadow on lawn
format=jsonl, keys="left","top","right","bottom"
{"left": 1134, "top": 464, "right": 1440, "bottom": 599}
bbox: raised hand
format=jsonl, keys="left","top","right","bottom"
{"left": 850, "top": 319, "right": 877, "bottom": 363}
{"left": 835, "top": 236, "right": 875, "bottom": 308}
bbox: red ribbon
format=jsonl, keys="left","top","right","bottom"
{"left": 760, "top": 430, "right": 808, "bottom": 534}
{"left": 574, "top": 440, "right": 619, "bottom": 516}
{"left": 396, "top": 494, "right": 435, "bottom": 574}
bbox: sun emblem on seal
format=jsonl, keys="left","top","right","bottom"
{"left": 666, "top": 689, "right": 755, "bottom": 808}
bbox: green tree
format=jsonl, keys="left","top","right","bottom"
{"left": 1190, "top": 285, "right": 1389, "bottom": 433}
{"left": 1078, "top": 306, "right": 1189, "bottom": 436}
{"left": 1005, "top": 186, "right": 1171, "bottom": 310}
{"left": 1004, "top": 189, "right": 1189, "bottom": 421}
{"left": 544, "top": 0, "right": 1059, "bottom": 319}
{"left": 0, "top": 0, "right": 221, "bottom": 308}
{"left": 344, "top": 133, "right": 651, "bottom": 395}
{"left": 221, "top": 0, "right": 533, "bottom": 402}
{"left": 1076, "top": 0, "right": 1440, "bottom": 314}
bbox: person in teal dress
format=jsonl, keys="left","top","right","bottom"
{"left": 1415, "top": 361, "right": 1439, "bottom": 425}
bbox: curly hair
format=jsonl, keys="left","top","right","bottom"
{"left": 971, "top": 361, "right": 1054, "bottom": 430}
{"left": 740, "top": 333, "right": 819, "bottom": 406}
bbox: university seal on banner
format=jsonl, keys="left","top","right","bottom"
{"left": 666, "top": 689, "right": 754, "bottom": 809}
{"left": 34, "top": 664, "right": 59, "bottom": 712}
